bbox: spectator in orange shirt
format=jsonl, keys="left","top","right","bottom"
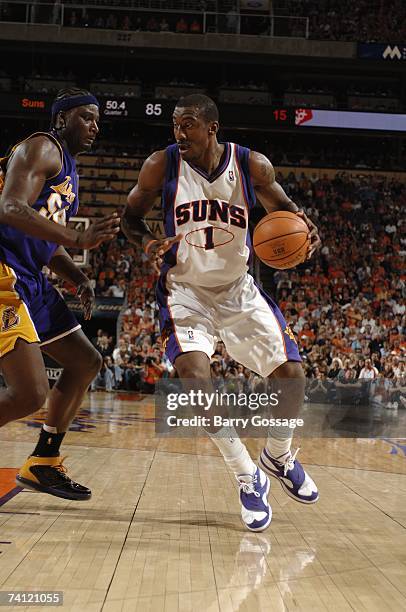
{"left": 298, "top": 323, "right": 315, "bottom": 341}
{"left": 143, "top": 356, "right": 164, "bottom": 393}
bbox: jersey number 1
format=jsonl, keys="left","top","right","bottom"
{"left": 204, "top": 226, "right": 214, "bottom": 250}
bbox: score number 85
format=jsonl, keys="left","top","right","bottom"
{"left": 145, "top": 103, "right": 162, "bottom": 116}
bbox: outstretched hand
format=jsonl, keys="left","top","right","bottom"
{"left": 76, "top": 213, "right": 120, "bottom": 249}
{"left": 143, "top": 235, "right": 183, "bottom": 274}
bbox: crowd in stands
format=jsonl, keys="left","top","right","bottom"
{"left": 80, "top": 168, "right": 404, "bottom": 407}
{"left": 3, "top": 0, "right": 406, "bottom": 42}
{"left": 274, "top": 0, "right": 406, "bottom": 42}
{"left": 60, "top": 236, "right": 171, "bottom": 393}
{"left": 81, "top": 136, "right": 405, "bottom": 178}
{"left": 267, "top": 142, "right": 405, "bottom": 173}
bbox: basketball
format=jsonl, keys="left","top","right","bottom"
{"left": 253, "top": 211, "right": 310, "bottom": 269}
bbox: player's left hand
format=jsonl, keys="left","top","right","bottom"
{"left": 296, "top": 210, "right": 321, "bottom": 259}
{"left": 144, "top": 234, "right": 183, "bottom": 274}
{"left": 77, "top": 281, "right": 95, "bottom": 320}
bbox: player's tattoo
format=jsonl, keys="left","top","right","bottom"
{"left": 4, "top": 199, "right": 32, "bottom": 218}
{"left": 260, "top": 161, "right": 270, "bottom": 177}
{"left": 255, "top": 153, "right": 275, "bottom": 184}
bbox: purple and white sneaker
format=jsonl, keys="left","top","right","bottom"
{"left": 259, "top": 447, "right": 319, "bottom": 504}
{"left": 237, "top": 467, "right": 272, "bottom": 532}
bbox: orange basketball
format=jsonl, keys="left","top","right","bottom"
{"left": 253, "top": 211, "right": 310, "bottom": 269}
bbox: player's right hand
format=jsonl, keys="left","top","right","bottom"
{"left": 76, "top": 213, "right": 120, "bottom": 249}
{"left": 143, "top": 234, "right": 183, "bottom": 274}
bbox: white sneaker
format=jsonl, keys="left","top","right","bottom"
{"left": 237, "top": 467, "right": 272, "bottom": 532}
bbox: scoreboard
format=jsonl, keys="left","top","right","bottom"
{"left": 99, "top": 99, "right": 300, "bottom": 128}
{"left": 101, "top": 99, "right": 168, "bottom": 120}
{"left": 1, "top": 93, "right": 405, "bottom": 132}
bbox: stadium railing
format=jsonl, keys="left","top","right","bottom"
{"left": 0, "top": 2, "right": 309, "bottom": 38}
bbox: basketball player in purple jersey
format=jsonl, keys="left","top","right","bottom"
{"left": 0, "top": 88, "right": 120, "bottom": 500}
{"left": 123, "top": 94, "right": 321, "bottom": 531}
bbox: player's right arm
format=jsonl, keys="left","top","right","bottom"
{"left": 123, "top": 150, "right": 182, "bottom": 271}
{"left": 0, "top": 136, "right": 119, "bottom": 248}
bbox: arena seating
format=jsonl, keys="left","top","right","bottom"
{"left": 1, "top": 70, "right": 402, "bottom": 113}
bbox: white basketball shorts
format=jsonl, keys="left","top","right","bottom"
{"left": 157, "top": 272, "right": 301, "bottom": 377}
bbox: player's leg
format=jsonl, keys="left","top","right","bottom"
{"left": 41, "top": 329, "right": 102, "bottom": 432}
{"left": 0, "top": 338, "right": 49, "bottom": 428}
{"left": 16, "top": 329, "right": 101, "bottom": 500}
{"left": 218, "top": 274, "right": 318, "bottom": 503}
{"left": 161, "top": 279, "right": 271, "bottom": 531}
{"left": 16, "top": 277, "right": 102, "bottom": 500}
{"left": 0, "top": 283, "right": 49, "bottom": 427}
{"left": 175, "top": 351, "right": 271, "bottom": 532}
{"left": 260, "top": 360, "right": 319, "bottom": 503}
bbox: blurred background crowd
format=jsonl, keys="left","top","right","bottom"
{"left": 0, "top": 0, "right": 404, "bottom": 406}
{"left": 54, "top": 165, "right": 405, "bottom": 404}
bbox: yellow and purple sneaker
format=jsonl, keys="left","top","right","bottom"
{"left": 16, "top": 456, "right": 91, "bottom": 501}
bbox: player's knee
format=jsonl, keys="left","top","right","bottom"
{"left": 87, "top": 349, "right": 103, "bottom": 376}
{"left": 31, "top": 380, "right": 49, "bottom": 411}
{"left": 11, "top": 379, "right": 48, "bottom": 415}
{"left": 175, "top": 352, "right": 211, "bottom": 379}
{"left": 273, "top": 361, "right": 305, "bottom": 380}
{"left": 176, "top": 361, "right": 209, "bottom": 379}
{"left": 271, "top": 361, "right": 306, "bottom": 396}
{"left": 72, "top": 346, "right": 102, "bottom": 378}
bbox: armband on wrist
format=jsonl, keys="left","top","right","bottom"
{"left": 127, "top": 215, "right": 153, "bottom": 237}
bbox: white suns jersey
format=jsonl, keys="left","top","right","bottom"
{"left": 161, "top": 142, "right": 256, "bottom": 287}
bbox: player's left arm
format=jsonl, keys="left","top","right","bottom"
{"left": 249, "top": 151, "right": 321, "bottom": 258}
{"left": 49, "top": 246, "right": 95, "bottom": 320}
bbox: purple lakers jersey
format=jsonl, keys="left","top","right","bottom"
{"left": 0, "top": 131, "right": 79, "bottom": 276}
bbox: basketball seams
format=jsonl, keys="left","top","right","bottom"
{"left": 255, "top": 211, "right": 307, "bottom": 233}
{"left": 258, "top": 236, "right": 309, "bottom": 263}
{"left": 253, "top": 230, "right": 308, "bottom": 248}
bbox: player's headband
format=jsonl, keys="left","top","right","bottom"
{"left": 51, "top": 94, "right": 99, "bottom": 118}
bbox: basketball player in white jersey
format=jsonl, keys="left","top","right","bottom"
{"left": 123, "top": 94, "right": 321, "bottom": 532}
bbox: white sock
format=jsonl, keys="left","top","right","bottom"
{"left": 43, "top": 424, "right": 58, "bottom": 434}
{"left": 266, "top": 425, "right": 294, "bottom": 461}
{"left": 207, "top": 426, "right": 256, "bottom": 478}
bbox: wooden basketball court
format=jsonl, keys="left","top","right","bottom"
{"left": 1, "top": 392, "right": 405, "bottom": 611}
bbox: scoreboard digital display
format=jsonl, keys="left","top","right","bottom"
{"left": 98, "top": 99, "right": 299, "bottom": 129}
{"left": 99, "top": 98, "right": 296, "bottom": 126}
{"left": 0, "top": 93, "right": 404, "bottom": 132}
{"left": 100, "top": 99, "right": 171, "bottom": 121}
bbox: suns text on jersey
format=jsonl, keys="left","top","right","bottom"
{"left": 175, "top": 199, "right": 247, "bottom": 229}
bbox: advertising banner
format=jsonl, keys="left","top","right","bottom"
{"left": 358, "top": 43, "right": 406, "bottom": 60}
